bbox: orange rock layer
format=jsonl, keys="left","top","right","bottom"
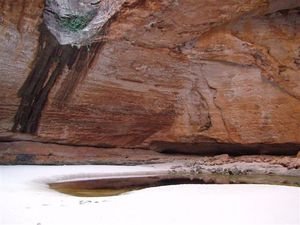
{"left": 0, "top": 0, "right": 299, "bottom": 156}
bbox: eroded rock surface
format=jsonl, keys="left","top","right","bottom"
{"left": 0, "top": 0, "right": 300, "bottom": 156}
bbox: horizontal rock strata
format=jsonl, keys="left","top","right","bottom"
{"left": 0, "top": 141, "right": 299, "bottom": 169}
{"left": 0, "top": 0, "right": 299, "bottom": 159}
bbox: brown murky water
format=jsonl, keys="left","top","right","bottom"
{"left": 49, "top": 173, "right": 300, "bottom": 197}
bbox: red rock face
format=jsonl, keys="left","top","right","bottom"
{"left": 0, "top": 0, "right": 299, "bottom": 155}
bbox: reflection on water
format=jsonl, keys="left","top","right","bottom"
{"left": 49, "top": 173, "right": 300, "bottom": 197}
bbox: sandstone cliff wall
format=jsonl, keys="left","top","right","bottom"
{"left": 0, "top": 0, "right": 299, "bottom": 155}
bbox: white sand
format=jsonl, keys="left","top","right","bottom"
{"left": 0, "top": 165, "right": 299, "bottom": 225}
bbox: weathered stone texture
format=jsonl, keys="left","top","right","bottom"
{"left": 0, "top": 0, "right": 299, "bottom": 154}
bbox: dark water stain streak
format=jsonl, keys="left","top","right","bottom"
{"left": 12, "top": 24, "right": 103, "bottom": 134}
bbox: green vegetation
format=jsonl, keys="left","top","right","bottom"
{"left": 58, "top": 13, "right": 95, "bottom": 32}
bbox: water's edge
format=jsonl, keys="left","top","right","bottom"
{"left": 49, "top": 165, "right": 300, "bottom": 197}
